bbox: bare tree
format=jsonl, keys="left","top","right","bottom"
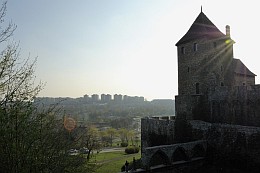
{"left": 0, "top": 1, "right": 95, "bottom": 172}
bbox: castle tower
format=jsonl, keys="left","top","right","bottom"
{"left": 176, "top": 11, "right": 235, "bottom": 96}
{"left": 175, "top": 11, "right": 235, "bottom": 120}
{"left": 175, "top": 10, "right": 256, "bottom": 122}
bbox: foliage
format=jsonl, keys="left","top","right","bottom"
{"left": 99, "top": 130, "right": 110, "bottom": 147}
{"left": 0, "top": 1, "right": 96, "bottom": 172}
{"left": 125, "top": 146, "right": 139, "bottom": 154}
{"left": 128, "top": 130, "right": 135, "bottom": 145}
{"left": 121, "top": 142, "right": 128, "bottom": 147}
{"left": 118, "top": 128, "right": 129, "bottom": 143}
{"left": 105, "top": 127, "right": 117, "bottom": 147}
{"left": 76, "top": 125, "right": 102, "bottom": 160}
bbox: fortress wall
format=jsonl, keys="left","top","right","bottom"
{"left": 175, "top": 95, "right": 203, "bottom": 120}
{"left": 141, "top": 117, "right": 175, "bottom": 152}
{"left": 190, "top": 120, "right": 260, "bottom": 166}
{"left": 208, "top": 86, "right": 260, "bottom": 126}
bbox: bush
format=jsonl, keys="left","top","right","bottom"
{"left": 125, "top": 146, "right": 139, "bottom": 154}
{"left": 121, "top": 142, "right": 128, "bottom": 147}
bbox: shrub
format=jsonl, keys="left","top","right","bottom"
{"left": 125, "top": 146, "right": 139, "bottom": 154}
{"left": 121, "top": 142, "right": 128, "bottom": 147}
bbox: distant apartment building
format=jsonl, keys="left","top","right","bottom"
{"left": 83, "top": 94, "right": 89, "bottom": 99}
{"left": 123, "top": 95, "right": 144, "bottom": 103}
{"left": 101, "top": 94, "right": 112, "bottom": 103}
{"left": 101, "top": 94, "right": 105, "bottom": 102}
{"left": 83, "top": 94, "right": 90, "bottom": 102}
{"left": 114, "top": 94, "right": 123, "bottom": 102}
{"left": 91, "top": 94, "right": 99, "bottom": 102}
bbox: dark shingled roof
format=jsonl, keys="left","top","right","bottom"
{"left": 232, "top": 59, "right": 256, "bottom": 77}
{"left": 176, "top": 12, "right": 227, "bottom": 46}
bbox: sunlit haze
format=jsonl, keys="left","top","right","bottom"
{"left": 6, "top": 0, "right": 260, "bottom": 100}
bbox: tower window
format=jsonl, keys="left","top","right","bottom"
{"left": 196, "top": 83, "right": 200, "bottom": 94}
{"left": 188, "top": 67, "right": 190, "bottom": 73}
{"left": 221, "top": 82, "right": 224, "bottom": 86}
{"left": 181, "top": 47, "right": 185, "bottom": 54}
{"left": 214, "top": 42, "right": 217, "bottom": 48}
{"left": 193, "top": 43, "right": 198, "bottom": 51}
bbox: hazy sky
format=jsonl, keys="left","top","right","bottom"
{"left": 5, "top": 0, "right": 260, "bottom": 100}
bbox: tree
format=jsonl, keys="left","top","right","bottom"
{"left": 77, "top": 125, "right": 101, "bottom": 160}
{"left": 106, "top": 127, "right": 117, "bottom": 147}
{"left": 118, "top": 128, "right": 129, "bottom": 144}
{"left": 99, "top": 130, "right": 110, "bottom": 147}
{"left": 0, "top": 1, "right": 94, "bottom": 172}
{"left": 128, "top": 130, "right": 135, "bottom": 146}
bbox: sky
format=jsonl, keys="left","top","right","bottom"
{"left": 4, "top": 0, "right": 260, "bottom": 100}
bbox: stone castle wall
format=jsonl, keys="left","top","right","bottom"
{"left": 175, "top": 85, "right": 260, "bottom": 127}
{"left": 141, "top": 117, "right": 260, "bottom": 169}
{"left": 190, "top": 120, "right": 260, "bottom": 168}
{"left": 141, "top": 117, "right": 175, "bottom": 151}
{"left": 208, "top": 85, "right": 260, "bottom": 126}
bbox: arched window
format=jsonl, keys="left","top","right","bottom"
{"left": 196, "top": 83, "right": 200, "bottom": 94}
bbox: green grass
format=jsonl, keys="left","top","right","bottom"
{"left": 93, "top": 151, "right": 141, "bottom": 173}
{"left": 95, "top": 151, "right": 125, "bottom": 162}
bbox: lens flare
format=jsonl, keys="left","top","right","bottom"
{"left": 225, "top": 39, "right": 231, "bottom": 44}
{"left": 64, "top": 117, "right": 76, "bottom": 132}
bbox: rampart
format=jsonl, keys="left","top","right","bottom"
{"left": 141, "top": 117, "right": 260, "bottom": 170}
{"left": 176, "top": 85, "right": 260, "bottom": 127}
{"left": 190, "top": 120, "right": 260, "bottom": 170}
{"left": 208, "top": 85, "right": 260, "bottom": 126}
{"left": 141, "top": 116, "right": 175, "bottom": 150}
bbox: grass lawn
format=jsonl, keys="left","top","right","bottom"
{"left": 93, "top": 151, "right": 141, "bottom": 173}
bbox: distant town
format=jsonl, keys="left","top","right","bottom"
{"left": 35, "top": 94, "right": 175, "bottom": 124}
{"left": 35, "top": 93, "right": 173, "bottom": 105}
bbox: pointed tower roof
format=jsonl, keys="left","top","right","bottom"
{"left": 176, "top": 12, "right": 227, "bottom": 46}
